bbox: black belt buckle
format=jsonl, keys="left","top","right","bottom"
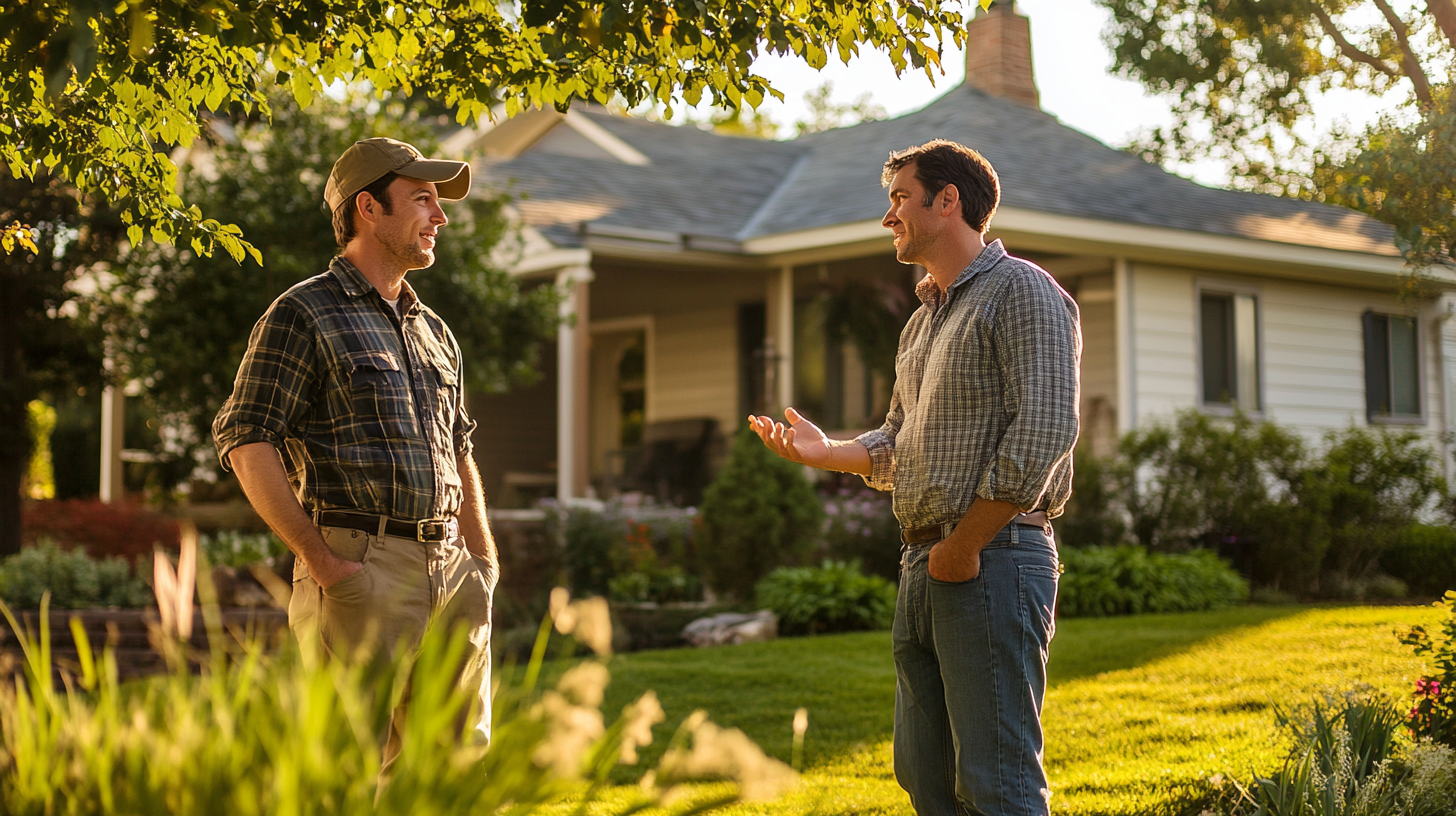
{"left": 416, "top": 517, "right": 457, "bottom": 542}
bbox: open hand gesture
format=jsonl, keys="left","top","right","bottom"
{"left": 748, "top": 408, "right": 835, "bottom": 470}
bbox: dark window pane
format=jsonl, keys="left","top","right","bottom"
{"left": 1364, "top": 312, "right": 1390, "bottom": 417}
{"left": 1390, "top": 316, "right": 1419, "bottom": 415}
{"left": 1201, "top": 294, "right": 1235, "bottom": 404}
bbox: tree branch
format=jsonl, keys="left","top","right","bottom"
{"left": 1430, "top": 0, "right": 1456, "bottom": 51}
{"left": 1310, "top": 3, "right": 1399, "bottom": 77}
{"left": 1371, "top": 0, "right": 1434, "bottom": 106}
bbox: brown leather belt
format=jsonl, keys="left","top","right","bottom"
{"left": 900, "top": 511, "right": 1049, "bottom": 546}
{"left": 317, "top": 510, "right": 459, "bottom": 543}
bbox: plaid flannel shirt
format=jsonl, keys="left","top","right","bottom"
{"left": 856, "top": 240, "right": 1081, "bottom": 527}
{"left": 212, "top": 257, "right": 477, "bottom": 520}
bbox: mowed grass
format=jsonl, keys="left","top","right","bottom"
{"left": 536, "top": 603, "right": 1443, "bottom": 816}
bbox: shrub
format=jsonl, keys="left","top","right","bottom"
{"left": 0, "top": 540, "right": 152, "bottom": 609}
{"left": 1383, "top": 525, "right": 1456, "bottom": 598}
{"left": 1056, "top": 449, "right": 1128, "bottom": 549}
{"left": 699, "top": 426, "right": 823, "bottom": 599}
{"left": 22, "top": 498, "right": 180, "bottom": 564}
{"left": 755, "top": 560, "right": 896, "bottom": 636}
{"left": 1194, "top": 690, "right": 1456, "bottom": 816}
{"left": 1065, "top": 411, "right": 1449, "bottom": 597}
{"left": 1295, "top": 426, "right": 1446, "bottom": 595}
{"left": 200, "top": 529, "right": 288, "bottom": 569}
{"left": 1057, "top": 546, "right": 1248, "bottom": 618}
{"left": 1402, "top": 591, "right": 1456, "bottom": 749}
{"left": 542, "top": 501, "right": 703, "bottom": 604}
{"left": 819, "top": 487, "right": 900, "bottom": 580}
{"left": 544, "top": 499, "right": 625, "bottom": 598}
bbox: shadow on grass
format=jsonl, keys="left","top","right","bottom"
{"left": 545, "top": 605, "right": 1307, "bottom": 779}
{"left": 1047, "top": 605, "right": 1305, "bottom": 685}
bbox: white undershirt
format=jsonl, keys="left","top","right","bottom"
{"left": 382, "top": 296, "right": 402, "bottom": 317}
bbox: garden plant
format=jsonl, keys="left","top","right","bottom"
{"left": 0, "top": 583, "right": 795, "bottom": 815}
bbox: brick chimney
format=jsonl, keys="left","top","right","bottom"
{"left": 963, "top": 0, "right": 1040, "bottom": 108}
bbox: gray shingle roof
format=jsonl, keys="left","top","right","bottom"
{"left": 477, "top": 112, "right": 805, "bottom": 243}
{"left": 477, "top": 88, "right": 1397, "bottom": 258}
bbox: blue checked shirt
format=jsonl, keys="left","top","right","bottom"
{"left": 856, "top": 240, "right": 1081, "bottom": 527}
{"left": 213, "top": 257, "right": 477, "bottom": 520}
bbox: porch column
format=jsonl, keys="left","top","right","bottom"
{"left": 1113, "top": 257, "right": 1136, "bottom": 433}
{"left": 556, "top": 265, "right": 594, "bottom": 501}
{"left": 1432, "top": 294, "right": 1456, "bottom": 480}
{"left": 765, "top": 265, "right": 795, "bottom": 412}
{"left": 100, "top": 385, "right": 125, "bottom": 503}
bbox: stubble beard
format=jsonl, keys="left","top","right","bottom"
{"left": 385, "top": 231, "right": 434, "bottom": 271}
{"left": 895, "top": 232, "right": 928, "bottom": 266}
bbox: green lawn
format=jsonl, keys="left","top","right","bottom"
{"left": 538, "top": 603, "right": 1443, "bottom": 815}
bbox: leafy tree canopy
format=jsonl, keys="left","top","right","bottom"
{"left": 0, "top": 0, "right": 981, "bottom": 262}
{"left": 1099, "top": 0, "right": 1456, "bottom": 265}
{"left": 92, "top": 89, "right": 560, "bottom": 472}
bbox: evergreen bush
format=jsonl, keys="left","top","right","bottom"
{"left": 1057, "top": 546, "right": 1248, "bottom": 618}
{"left": 698, "top": 426, "right": 824, "bottom": 599}
{"left": 755, "top": 560, "right": 896, "bottom": 635}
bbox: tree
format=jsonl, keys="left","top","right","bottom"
{"left": 1, "top": 0, "right": 976, "bottom": 261}
{"left": 0, "top": 171, "right": 121, "bottom": 556}
{"left": 94, "top": 91, "right": 560, "bottom": 477}
{"left": 1099, "top": 0, "right": 1456, "bottom": 265}
{"left": 794, "top": 80, "right": 888, "bottom": 135}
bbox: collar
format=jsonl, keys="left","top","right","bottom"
{"left": 330, "top": 256, "right": 419, "bottom": 315}
{"left": 330, "top": 256, "right": 374, "bottom": 298}
{"left": 914, "top": 239, "right": 1007, "bottom": 307}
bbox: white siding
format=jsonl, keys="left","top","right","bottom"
{"left": 1130, "top": 263, "right": 1197, "bottom": 422}
{"left": 652, "top": 306, "right": 739, "bottom": 433}
{"left": 1260, "top": 279, "right": 1445, "bottom": 443}
{"left": 1121, "top": 265, "right": 1448, "bottom": 462}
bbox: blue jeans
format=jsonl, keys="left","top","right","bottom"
{"left": 893, "top": 523, "right": 1060, "bottom": 816}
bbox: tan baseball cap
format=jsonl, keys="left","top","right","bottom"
{"left": 323, "top": 137, "right": 471, "bottom": 212}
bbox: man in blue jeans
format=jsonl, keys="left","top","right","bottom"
{"left": 750, "top": 139, "right": 1080, "bottom": 815}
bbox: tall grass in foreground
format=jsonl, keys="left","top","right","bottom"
{"left": 0, "top": 584, "right": 795, "bottom": 815}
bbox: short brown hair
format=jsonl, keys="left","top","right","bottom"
{"left": 331, "top": 172, "right": 399, "bottom": 247}
{"left": 882, "top": 140, "right": 1000, "bottom": 233}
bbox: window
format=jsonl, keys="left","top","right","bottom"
{"left": 1363, "top": 312, "right": 1421, "bottom": 420}
{"left": 1199, "top": 291, "right": 1260, "bottom": 411}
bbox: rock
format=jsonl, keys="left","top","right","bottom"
{"left": 681, "top": 610, "right": 778, "bottom": 647}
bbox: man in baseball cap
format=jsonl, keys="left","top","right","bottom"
{"left": 214, "top": 135, "right": 496, "bottom": 782}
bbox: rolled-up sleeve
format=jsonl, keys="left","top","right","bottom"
{"left": 854, "top": 390, "right": 903, "bottom": 492}
{"left": 451, "top": 338, "right": 478, "bottom": 459}
{"left": 975, "top": 273, "right": 1081, "bottom": 510}
{"left": 212, "top": 297, "right": 321, "bottom": 471}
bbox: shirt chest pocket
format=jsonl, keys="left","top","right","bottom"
{"left": 429, "top": 359, "right": 459, "bottom": 432}
{"left": 343, "top": 350, "right": 417, "bottom": 440}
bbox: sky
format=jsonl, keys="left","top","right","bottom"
{"left": 734, "top": 0, "right": 1389, "bottom": 187}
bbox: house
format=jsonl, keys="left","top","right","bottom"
{"left": 451, "top": 2, "right": 1456, "bottom": 508}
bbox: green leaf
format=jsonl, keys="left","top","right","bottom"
{"left": 290, "top": 72, "right": 314, "bottom": 109}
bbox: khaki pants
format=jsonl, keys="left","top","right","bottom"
{"left": 289, "top": 523, "right": 493, "bottom": 773}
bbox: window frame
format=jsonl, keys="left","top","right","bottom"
{"left": 1194, "top": 280, "right": 1264, "bottom": 416}
{"left": 1362, "top": 310, "right": 1425, "bottom": 425}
